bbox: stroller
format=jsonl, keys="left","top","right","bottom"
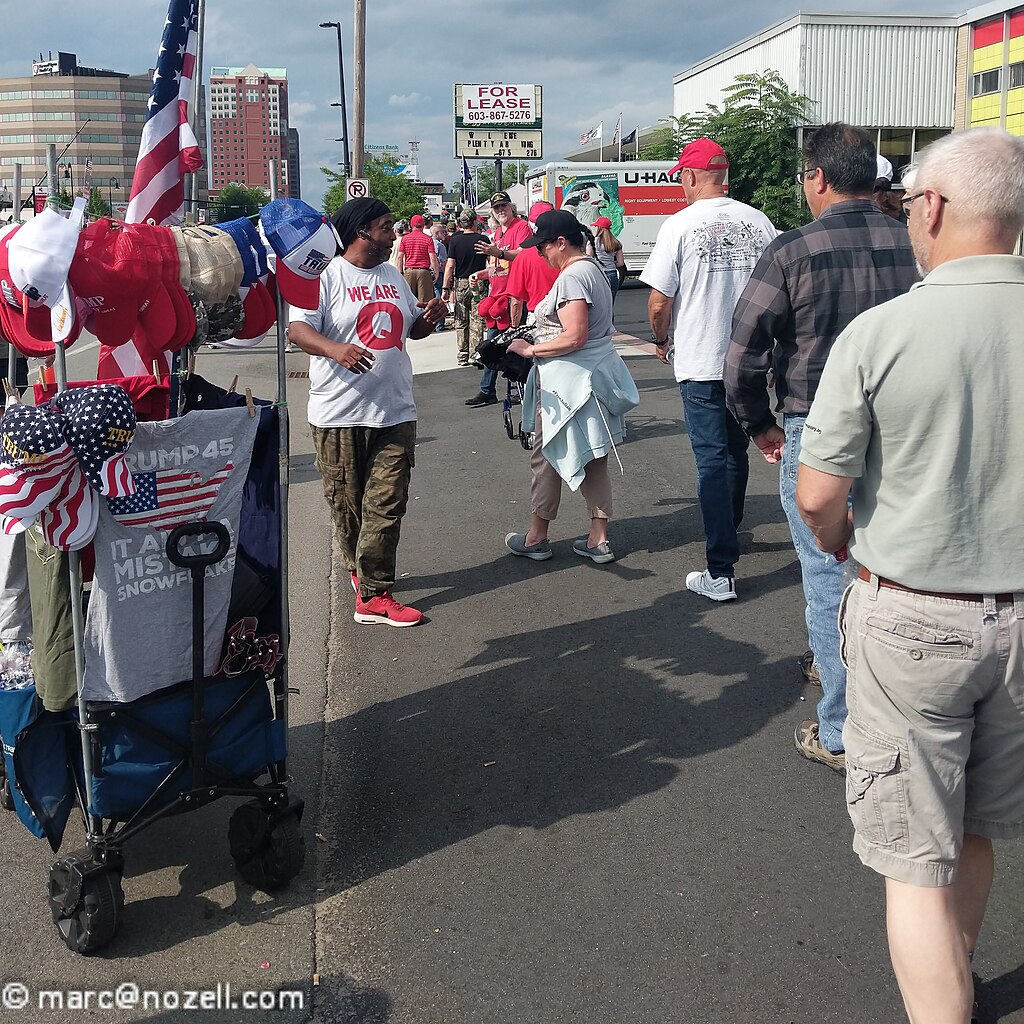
{"left": 476, "top": 326, "right": 535, "bottom": 451}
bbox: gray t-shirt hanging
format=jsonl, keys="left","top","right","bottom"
{"left": 83, "top": 407, "right": 260, "bottom": 703}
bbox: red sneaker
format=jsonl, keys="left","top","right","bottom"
{"left": 350, "top": 572, "right": 359, "bottom": 595}
{"left": 353, "top": 591, "right": 424, "bottom": 627}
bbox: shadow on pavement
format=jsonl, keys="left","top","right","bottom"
{"left": 319, "top": 587, "right": 803, "bottom": 894}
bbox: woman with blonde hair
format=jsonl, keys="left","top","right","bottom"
{"left": 592, "top": 216, "right": 626, "bottom": 301}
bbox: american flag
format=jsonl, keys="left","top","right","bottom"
{"left": 107, "top": 462, "right": 234, "bottom": 531}
{"left": 101, "top": 0, "right": 203, "bottom": 379}
{"left": 0, "top": 406, "right": 79, "bottom": 531}
{"left": 126, "top": 0, "right": 203, "bottom": 226}
{"left": 36, "top": 467, "right": 98, "bottom": 551}
{"left": 580, "top": 123, "right": 602, "bottom": 146}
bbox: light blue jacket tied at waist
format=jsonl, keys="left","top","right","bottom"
{"left": 521, "top": 335, "right": 641, "bottom": 491}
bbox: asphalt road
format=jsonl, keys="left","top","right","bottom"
{"left": 1, "top": 284, "right": 1022, "bottom": 1024}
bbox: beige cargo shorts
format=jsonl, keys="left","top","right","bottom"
{"left": 840, "top": 575, "right": 1024, "bottom": 886}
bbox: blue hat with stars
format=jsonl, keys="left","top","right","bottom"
{"left": 49, "top": 384, "right": 137, "bottom": 498}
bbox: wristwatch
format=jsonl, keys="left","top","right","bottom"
{"left": 651, "top": 333, "right": 670, "bottom": 347}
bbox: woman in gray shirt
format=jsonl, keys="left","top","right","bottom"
{"left": 504, "top": 210, "right": 638, "bottom": 565}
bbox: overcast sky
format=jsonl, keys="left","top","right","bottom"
{"left": 2, "top": 0, "right": 953, "bottom": 208}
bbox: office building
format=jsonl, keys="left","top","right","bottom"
{"left": 287, "top": 126, "right": 301, "bottom": 200}
{"left": 0, "top": 52, "right": 150, "bottom": 207}
{"left": 673, "top": 13, "right": 958, "bottom": 175}
{"left": 956, "top": 1, "right": 1024, "bottom": 133}
{"left": 208, "top": 64, "right": 290, "bottom": 197}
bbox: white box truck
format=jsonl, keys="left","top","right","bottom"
{"left": 524, "top": 161, "right": 688, "bottom": 274}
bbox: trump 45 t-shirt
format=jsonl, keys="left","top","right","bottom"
{"left": 290, "top": 258, "right": 423, "bottom": 429}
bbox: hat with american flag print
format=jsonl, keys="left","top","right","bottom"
{"left": 0, "top": 404, "right": 78, "bottom": 531}
{"left": 48, "top": 384, "right": 137, "bottom": 499}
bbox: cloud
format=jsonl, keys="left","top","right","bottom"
{"left": 3, "top": 0, "right": 947, "bottom": 208}
{"left": 288, "top": 100, "right": 317, "bottom": 120}
{"left": 388, "top": 92, "right": 428, "bottom": 109}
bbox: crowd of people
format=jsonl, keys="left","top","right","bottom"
{"left": 286, "top": 124, "right": 1024, "bottom": 1024}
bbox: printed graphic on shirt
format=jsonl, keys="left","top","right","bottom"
{"left": 694, "top": 219, "right": 767, "bottom": 272}
{"left": 343, "top": 281, "right": 407, "bottom": 352}
{"left": 108, "top": 462, "right": 234, "bottom": 531}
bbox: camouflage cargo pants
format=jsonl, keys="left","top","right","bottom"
{"left": 453, "top": 278, "right": 484, "bottom": 363}
{"left": 311, "top": 421, "right": 416, "bottom": 600}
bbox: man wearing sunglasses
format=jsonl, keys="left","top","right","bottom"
{"left": 725, "top": 123, "right": 918, "bottom": 774}
{"left": 795, "top": 126, "right": 1024, "bottom": 1024}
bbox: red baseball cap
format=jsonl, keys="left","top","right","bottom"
{"left": 410, "top": 215, "right": 425, "bottom": 228}
{"left": 593, "top": 216, "right": 613, "bottom": 230}
{"left": 234, "top": 280, "right": 277, "bottom": 341}
{"left": 669, "top": 138, "right": 730, "bottom": 175}
{"left": 69, "top": 220, "right": 148, "bottom": 347}
{"left": 132, "top": 225, "right": 195, "bottom": 357}
{"left": 528, "top": 201, "right": 554, "bottom": 223}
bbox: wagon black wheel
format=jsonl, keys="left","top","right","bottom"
{"left": 48, "top": 857, "right": 124, "bottom": 954}
{"left": 228, "top": 802, "right": 305, "bottom": 892}
{"left": 503, "top": 408, "right": 515, "bottom": 439}
{"left": 1, "top": 778, "right": 13, "bottom": 812}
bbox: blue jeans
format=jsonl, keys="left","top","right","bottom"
{"left": 680, "top": 380, "right": 748, "bottom": 577}
{"left": 604, "top": 268, "right": 620, "bottom": 302}
{"left": 780, "top": 414, "right": 848, "bottom": 753}
{"left": 479, "top": 327, "right": 499, "bottom": 397}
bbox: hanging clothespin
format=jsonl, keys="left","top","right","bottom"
{"left": 152, "top": 360, "right": 161, "bottom": 381}
{"left": 244, "top": 387, "right": 255, "bottom": 418}
{"left": 228, "top": 374, "right": 238, "bottom": 394}
{"left": 3, "top": 378, "right": 19, "bottom": 404}
{"left": 37, "top": 367, "right": 45, "bottom": 388}
{"left": 187, "top": 352, "right": 195, "bottom": 379}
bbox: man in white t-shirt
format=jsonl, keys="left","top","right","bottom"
{"left": 641, "top": 139, "right": 777, "bottom": 602}
{"left": 288, "top": 197, "right": 447, "bottom": 627}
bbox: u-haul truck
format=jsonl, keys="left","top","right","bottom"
{"left": 524, "top": 161, "right": 688, "bottom": 274}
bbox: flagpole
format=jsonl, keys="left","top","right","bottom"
{"left": 617, "top": 112, "right": 622, "bottom": 161}
{"left": 188, "top": 0, "right": 207, "bottom": 223}
{"left": 599, "top": 121, "right": 603, "bottom": 164}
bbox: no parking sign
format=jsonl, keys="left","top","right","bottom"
{"left": 345, "top": 178, "right": 371, "bottom": 202}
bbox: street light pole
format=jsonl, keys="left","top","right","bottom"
{"left": 319, "top": 21, "right": 351, "bottom": 178}
{"left": 108, "top": 177, "right": 119, "bottom": 218}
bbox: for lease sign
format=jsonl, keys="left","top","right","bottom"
{"left": 460, "top": 84, "right": 537, "bottom": 125}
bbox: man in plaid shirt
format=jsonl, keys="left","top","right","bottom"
{"left": 724, "top": 123, "right": 918, "bottom": 772}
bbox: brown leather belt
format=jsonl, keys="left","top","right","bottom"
{"left": 858, "top": 565, "right": 1015, "bottom": 603}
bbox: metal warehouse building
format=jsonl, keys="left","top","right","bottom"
{"left": 673, "top": 12, "right": 960, "bottom": 177}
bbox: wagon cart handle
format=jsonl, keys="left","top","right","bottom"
{"left": 165, "top": 522, "right": 231, "bottom": 569}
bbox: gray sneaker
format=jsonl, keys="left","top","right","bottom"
{"left": 685, "top": 569, "right": 737, "bottom": 602}
{"left": 505, "top": 532, "right": 552, "bottom": 561}
{"left": 572, "top": 538, "right": 615, "bottom": 564}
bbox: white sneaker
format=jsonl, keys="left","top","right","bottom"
{"left": 685, "top": 570, "right": 737, "bottom": 602}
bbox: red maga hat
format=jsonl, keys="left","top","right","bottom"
{"left": 669, "top": 138, "right": 729, "bottom": 175}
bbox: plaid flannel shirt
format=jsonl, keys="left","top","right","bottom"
{"left": 724, "top": 200, "right": 919, "bottom": 436}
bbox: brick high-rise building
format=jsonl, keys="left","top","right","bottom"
{"left": 208, "top": 64, "right": 290, "bottom": 198}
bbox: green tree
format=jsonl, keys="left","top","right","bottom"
{"left": 86, "top": 188, "right": 111, "bottom": 219}
{"left": 446, "top": 161, "right": 533, "bottom": 206}
{"left": 322, "top": 155, "right": 425, "bottom": 221}
{"left": 212, "top": 183, "right": 270, "bottom": 222}
{"left": 640, "top": 70, "right": 811, "bottom": 231}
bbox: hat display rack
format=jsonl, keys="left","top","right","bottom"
{"left": 0, "top": 151, "right": 316, "bottom": 953}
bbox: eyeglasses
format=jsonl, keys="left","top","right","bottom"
{"left": 795, "top": 166, "right": 819, "bottom": 184}
{"left": 900, "top": 191, "right": 951, "bottom": 213}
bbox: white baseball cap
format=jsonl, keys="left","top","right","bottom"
{"left": 8, "top": 198, "right": 84, "bottom": 342}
